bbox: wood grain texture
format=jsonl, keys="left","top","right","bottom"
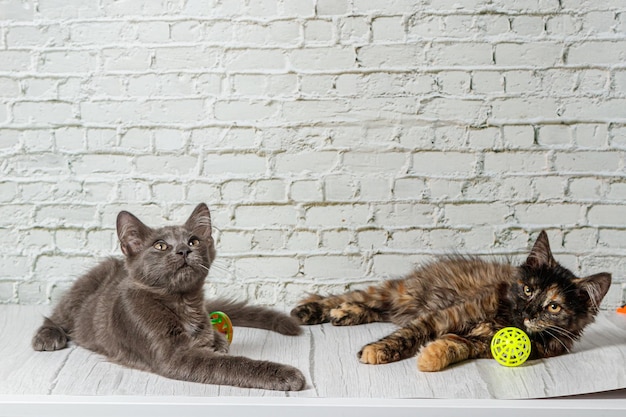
{"left": 2, "top": 305, "right": 626, "bottom": 400}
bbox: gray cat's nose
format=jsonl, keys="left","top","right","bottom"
{"left": 177, "top": 248, "right": 191, "bottom": 258}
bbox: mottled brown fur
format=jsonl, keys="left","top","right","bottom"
{"left": 33, "top": 203, "right": 306, "bottom": 391}
{"left": 292, "top": 231, "right": 611, "bottom": 371}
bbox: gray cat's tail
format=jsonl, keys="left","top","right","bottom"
{"left": 205, "top": 299, "right": 302, "bottom": 336}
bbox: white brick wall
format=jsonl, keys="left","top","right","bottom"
{"left": 1, "top": 0, "right": 625, "bottom": 309}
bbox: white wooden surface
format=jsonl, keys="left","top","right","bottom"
{"left": 1, "top": 305, "right": 626, "bottom": 415}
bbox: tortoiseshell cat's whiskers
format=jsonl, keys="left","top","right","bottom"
{"left": 292, "top": 230, "right": 611, "bottom": 371}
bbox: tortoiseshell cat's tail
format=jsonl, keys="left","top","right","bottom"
{"left": 205, "top": 299, "right": 302, "bottom": 336}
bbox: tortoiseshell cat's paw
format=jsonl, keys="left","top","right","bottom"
{"left": 358, "top": 342, "right": 401, "bottom": 365}
{"left": 417, "top": 340, "right": 451, "bottom": 372}
{"left": 417, "top": 337, "right": 470, "bottom": 372}
{"left": 32, "top": 326, "right": 68, "bottom": 351}
{"left": 290, "top": 302, "right": 329, "bottom": 325}
{"left": 329, "top": 302, "right": 367, "bottom": 326}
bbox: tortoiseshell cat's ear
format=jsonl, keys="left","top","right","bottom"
{"left": 117, "top": 211, "right": 152, "bottom": 257}
{"left": 574, "top": 273, "right": 612, "bottom": 310}
{"left": 525, "top": 230, "right": 557, "bottom": 268}
{"left": 185, "top": 203, "right": 212, "bottom": 240}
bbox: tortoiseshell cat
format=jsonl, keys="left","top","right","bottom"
{"left": 32, "top": 203, "right": 306, "bottom": 391}
{"left": 291, "top": 231, "right": 611, "bottom": 371}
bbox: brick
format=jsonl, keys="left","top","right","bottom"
{"left": 35, "top": 205, "right": 98, "bottom": 228}
{"left": 411, "top": 151, "right": 475, "bottom": 176}
{"left": 359, "top": 177, "right": 392, "bottom": 201}
{"left": 511, "top": 16, "right": 545, "bottom": 36}
{"left": 394, "top": 177, "right": 428, "bottom": 200}
{"left": 214, "top": 100, "right": 279, "bottom": 121}
{"left": 282, "top": 99, "right": 351, "bottom": 122}
{"left": 343, "top": 152, "right": 406, "bottom": 174}
{"left": 304, "top": 255, "right": 363, "bottom": 280}
{"left": 419, "top": 98, "right": 488, "bottom": 123}
{"left": 117, "top": 181, "right": 152, "bottom": 203}
{"left": 546, "top": 15, "right": 579, "bottom": 36}
{"left": 235, "top": 205, "right": 298, "bottom": 226}
{"left": 127, "top": 74, "right": 197, "bottom": 97}
{"left": 37, "top": 0, "right": 101, "bottom": 19}
{"left": 305, "top": 204, "right": 370, "bottom": 227}
{"left": 252, "top": 230, "right": 285, "bottom": 251}
{"left": 0, "top": 51, "right": 31, "bottom": 72}
{"left": 290, "top": 180, "right": 322, "bottom": 202}
{"left": 504, "top": 70, "right": 541, "bottom": 94}
{"left": 471, "top": 71, "right": 504, "bottom": 94}
{"left": 39, "top": 51, "right": 97, "bottom": 73}
{"left": 534, "top": 176, "right": 565, "bottom": 201}
{"left": 224, "top": 49, "right": 286, "bottom": 71}
{"left": 286, "top": 230, "right": 317, "bottom": 251}
{"left": 568, "top": 41, "right": 626, "bottom": 65}
{"left": 484, "top": 152, "right": 547, "bottom": 173}
{"left": 203, "top": 154, "right": 266, "bottom": 176}
{"left": 325, "top": 174, "right": 358, "bottom": 201}
{"left": 72, "top": 154, "right": 132, "bottom": 175}
{"left": 254, "top": 179, "right": 287, "bottom": 202}
{"left": 537, "top": 125, "right": 572, "bottom": 146}
{"left": 320, "top": 230, "right": 353, "bottom": 251}
{"left": 588, "top": 205, "right": 626, "bottom": 226}
{"left": 374, "top": 203, "right": 436, "bottom": 226}
{"left": 567, "top": 177, "right": 603, "bottom": 200}
{"left": 491, "top": 97, "right": 559, "bottom": 120}
{"left": 496, "top": 42, "right": 563, "bottom": 66}
{"left": 0, "top": 0, "right": 35, "bottom": 20}
{"left": 372, "top": 16, "right": 405, "bottom": 42}
{"left": 282, "top": 0, "right": 315, "bottom": 16}
{"left": 515, "top": 204, "right": 582, "bottom": 225}
{"left": 13, "top": 101, "right": 76, "bottom": 124}
{"left": 371, "top": 254, "right": 427, "bottom": 276}
{"left": 437, "top": 71, "right": 471, "bottom": 95}
{"left": 290, "top": 47, "right": 356, "bottom": 71}
{"left": 7, "top": 24, "right": 68, "bottom": 47}
{"left": 102, "top": 48, "right": 152, "bottom": 71}
{"left": 554, "top": 151, "right": 620, "bottom": 173}
{"left": 219, "top": 231, "right": 253, "bottom": 252}
{"left": 357, "top": 45, "right": 424, "bottom": 68}
{"left": 154, "top": 47, "right": 220, "bottom": 70}
{"left": 339, "top": 17, "right": 370, "bottom": 44}
{"left": 445, "top": 203, "right": 510, "bottom": 225}
{"left": 427, "top": 42, "right": 493, "bottom": 65}
{"left": 317, "top": 0, "right": 348, "bottom": 15}
{"left": 502, "top": 125, "right": 535, "bottom": 148}
{"left": 304, "top": 19, "right": 335, "bottom": 44}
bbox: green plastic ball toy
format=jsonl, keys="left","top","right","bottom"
{"left": 490, "top": 327, "right": 531, "bottom": 367}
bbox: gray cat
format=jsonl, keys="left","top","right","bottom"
{"left": 32, "top": 203, "right": 306, "bottom": 391}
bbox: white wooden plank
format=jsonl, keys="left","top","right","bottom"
{"left": 0, "top": 305, "right": 75, "bottom": 395}
{"left": 2, "top": 306, "right": 626, "bottom": 401}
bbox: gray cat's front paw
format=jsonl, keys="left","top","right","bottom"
{"left": 32, "top": 326, "right": 67, "bottom": 351}
{"left": 267, "top": 364, "right": 306, "bottom": 391}
{"left": 211, "top": 331, "right": 230, "bottom": 354}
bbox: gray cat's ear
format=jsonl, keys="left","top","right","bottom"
{"left": 185, "top": 203, "right": 212, "bottom": 239}
{"left": 525, "top": 230, "right": 557, "bottom": 268}
{"left": 117, "top": 211, "right": 152, "bottom": 257}
{"left": 575, "top": 273, "right": 612, "bottom": 310}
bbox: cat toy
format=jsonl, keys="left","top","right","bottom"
{"left": 490, "top": 327, "right": 531, "bottom": 367}
{"left": 209, "top": 311, "right": 233, "bottom": 344}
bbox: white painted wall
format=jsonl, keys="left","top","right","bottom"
{"left": 0, "top": 0, "right": 625, "bottom": 308}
